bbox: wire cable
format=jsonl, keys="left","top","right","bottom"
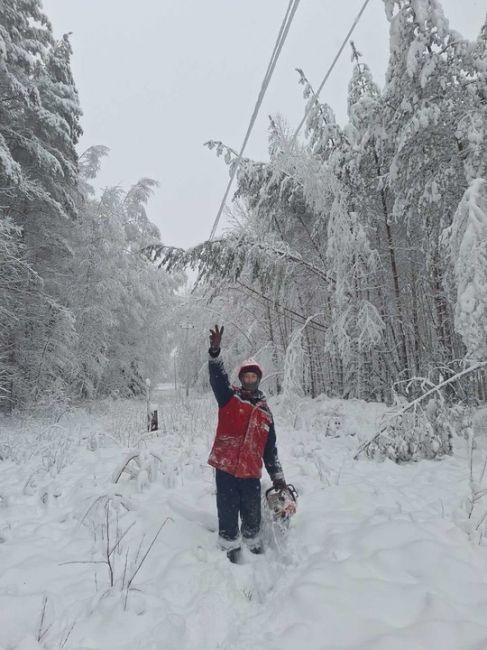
{"left": 208, "top": 0, "right": 301, "bottom": 241}
{"left": 290, "top": 0, "right": 371, "bottom": 148}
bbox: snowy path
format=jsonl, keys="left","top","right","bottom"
{"left": 230, "top": 441, "right": 487, "bottom": 650}
{"left": 1, "top": 397, "right": 487, "bottom": 649}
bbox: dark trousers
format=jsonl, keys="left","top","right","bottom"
{"left": 215, "top": 469, "right": 261, "bottom": 542}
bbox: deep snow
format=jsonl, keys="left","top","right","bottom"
{"left": 1, "top": 393, "right": 487, "bottom": 650}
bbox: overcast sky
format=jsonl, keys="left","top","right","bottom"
{"left": 42, "top": 0, "right": 485, "bottom": 248}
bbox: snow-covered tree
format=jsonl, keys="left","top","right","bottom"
{"left": 0, "top": 2, "right": 180, "bottom": 408}
{"left": 71, "top": 153, "right": 179, "bottom": 399}
{"left": 69, "top": 184, "right": 127, "bottom": 398}
{"left": 443, "top": 179, "right": 487, "bottom": 361}
{"left": 456, "top": 15, "right": 487, "bottom": 183}
{"left": 0, "top": 1, "right": 82, "bottom": 407}
{"left": 0, "top": 219, "right": 37, "bottom": 409}
{"left": 325, "top": 181, "right": 385, "bottom": 398}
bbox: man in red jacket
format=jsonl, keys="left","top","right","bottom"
{"left": 208, "top": 325, "right": 287, "bottom": 563}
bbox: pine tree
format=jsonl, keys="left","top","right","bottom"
{"left": 0, "top": 1, "right": 82, "bottom": 406}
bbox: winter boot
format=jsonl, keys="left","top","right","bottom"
{"left": 243, "top": 535, "right": 264, "bottom": 555}
{"left": 249, "top": 542, "right": 264, "bottom": 555}
{"left": 226, "top": 547, "right": 242, "bottom": 564}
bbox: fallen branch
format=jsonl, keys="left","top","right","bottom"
{"left": 354, "top": 361, "right": 487, "bottom": 460}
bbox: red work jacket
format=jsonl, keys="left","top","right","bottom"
{"left": 208, "top": 392, "right": 272, "bottom": 479}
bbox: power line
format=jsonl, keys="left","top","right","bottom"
{"left": 208, "top": 0, "right": 371, "bottom": 243}
{"left": 208, "top": 0, "right": 301, "bottom": 241}
{"left": 289, "top": 0, "right": 372, "bottom": 147}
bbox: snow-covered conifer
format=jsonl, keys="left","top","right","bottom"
{"left": 444, "top": 179, "right": 487, "bottom": 361}
{"left": 456, "top": 16, "right": 487, "bottom": 183}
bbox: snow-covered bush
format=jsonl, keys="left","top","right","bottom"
{"left": 112, "top": 450, "right": 163, "bottom": 491}
{"left": 364, "top": 398, "right": 455, "bottom": 462}
{"left": 443, "top": 178, "right": 487, "bottom": 362}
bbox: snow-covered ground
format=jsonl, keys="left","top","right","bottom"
{"left": 1, "top": 393, "right": 487, "bottom": 650}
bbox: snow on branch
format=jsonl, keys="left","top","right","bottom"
{"left": 144, "top": 232, "right": 335, "bottom": 289}
{"left": 354, "top": 361, "right": 487, "bottom": 461}
{"left": 443, "top": 178, "right": 487, "bottom": 361}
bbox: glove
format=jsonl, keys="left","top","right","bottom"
{"left": 209, "top": 324, "right": 224, "bottom": 353}
{"left": 273, "top": 477, "right": 287, "bottom": 492}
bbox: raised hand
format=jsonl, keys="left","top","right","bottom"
{"left": 209, "top": 324, "right": 224, "bottom": 351}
